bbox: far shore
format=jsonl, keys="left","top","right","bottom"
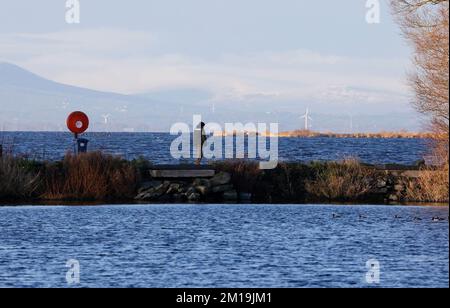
{"left": 0, "top": 130, "right": 435, "bottom": 139}
{"left": 215, "top": 130, "right": 435, "bottom": 139}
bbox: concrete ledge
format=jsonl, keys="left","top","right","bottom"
{"left": 150, "top": 169, "right": 216, "bottom": 178}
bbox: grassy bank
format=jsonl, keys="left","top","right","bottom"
{"left": 214, "top": 159, "right": 449, "bottom": 204}
{"left": 0, "top": 152, "right": 139, "bottom": 202}
{"left": 0, "top": 152, "right": 448, "bottom": 204}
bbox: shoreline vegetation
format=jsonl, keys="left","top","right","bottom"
{"left": 214, "top": 130, "right": 436, "bottom": 139}
{"left": 0, "top": 151, "right": 448, "bottom": 205}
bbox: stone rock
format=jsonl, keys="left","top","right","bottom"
{"left": 212, "top": 184, "right": 234, "bottom": 193}
{"left": 137, "top": 181, "right": 162, "bottom": 194}
{"left": 210, "top": 172, "right": 231, "bottom": 186}
{"left": 188, "top": 193, "right": 201, "bottom": 202}
{"left": 389, "top": 194, "right": 399, "bottom": 202}
{"left": 166, "top": 183, "right": 182, "bottom": 195}
{"left": 137, "top": 181, "right": 170, "bottom": 200}
{"left": 377, "top": 179, "right": 387, "bottom": 189}
{"left": 223, "top": 190, "right": 238, "bottom": 201}
{"left": 185, "top": 186, "right": 197, "bottom": 195}
{"left": 193, "top": 178, "right": 211, "bottom": 188}
{"left": 239, "top": 193, "right": 252, "bottom": 201}
{"left": 195, "top": 185, "right": 210, "bottom": 195}
{"left": 134, "top": 191, "right": 148, "bottom": 200}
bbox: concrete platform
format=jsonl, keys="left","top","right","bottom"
{"left": 149, "top": 165, "right": 216, "bottom": 178}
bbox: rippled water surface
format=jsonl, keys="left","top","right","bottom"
{"left": 0, "top": 132, "right": 429, "bottom": 165}
{"left": 0, "top": 204, "right": 447, "bottom": 288}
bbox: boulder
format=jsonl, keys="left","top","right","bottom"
{"left": 193, "top": 178, "right": 211, "bottom": 188}
{"left": 388, "top": 194, "right": 399, "bottom": 202}
{"left": 185, "top": 186, "right": 197, "bottom": 195}
{"left": 134, "top": 191, "right": 149, "bottom": 200}
{"left": 137, "top": 181, "right": 162, "bottom": 194}
{"left": 137, "top": 181, "right": 170, "bottom": 200}
{"left": 188, "top": 193, "right": 201, "bottom": 202}
{"left": 195, "top": 185, "right": 210, "bottom": 195}
{"left": 210, "top": 172, "right": 231, "bottom": 186}
{"left": 376, "top": 179, "right": 387, "bottom": 189}
{"left": 166, "top": 183, "right": 182, "bottom": 195}
{"left": 212, "top": 184, "right": 234, "bottom": 194}
{"left": 223, "top": 190, "right": 238, "bottom": 201}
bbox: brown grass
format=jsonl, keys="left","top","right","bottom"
{"left": 41, "top": 152, "right": 138, "bottom": 201}
{"left": 0, "top": 156, "right": 40, "bottom": 199}
{"left": 406, "top": 167, "right": 449, "bottom": 203}
{"left": 213, "top": 159, "right": 382, "bottom": 203}
{"left": 406, "top": 137, "right": 449, "bottom": 203}
{"left": 276, "top": 130, "right": 434, "bottom": 139}
{"left": 213, "top": 160, "right": 262, "bottom": 193}
{"left": 305, "top": 159, "right": 379, "bottom": 201}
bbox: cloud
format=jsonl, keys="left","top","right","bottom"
{"left": 0, "top": 29, "right": 156, "bottom": 58}
{"left": 0, "top": 28, "right": 412, "bottom": 108}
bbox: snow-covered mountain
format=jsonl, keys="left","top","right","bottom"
{"left": 0, "top": 62, "right": 421, "bottom": 132}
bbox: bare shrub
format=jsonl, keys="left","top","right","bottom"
{"left": 305, "top": 159, "right": 379, "bottom": 201}
{"left": 0, "top": 156, "right": 40, "bottom": 199}
{"left": 391, "top": 0, "right": 449, "bottom": 203}
{"left": 406, "top": 167, "right": 449, "bottom": 203}
{"left": 391, "top": 0, "right": 449, "bottom": 137}
{"left": 407, "top": 139, "right": 449, "bottom": 203}
{"left": 41, "top": 152, "right": 138, "bottom": 200}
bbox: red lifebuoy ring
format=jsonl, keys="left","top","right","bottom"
{"left": 67, "top": 111, "right": 89, "bottom": 134}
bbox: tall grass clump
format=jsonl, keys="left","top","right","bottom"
{"left": 213, "top": 160, "right": 262, "bottom": 193}
{"left": 41, "top": 152, "right": 138, "bottom": 201}
{"left": 305, "top": 159, "right": 379, "bottom": 201}
{"left": 0, "top": 156, "right": 40, "bottom": 199}
{"left": 406, "top": 166, "right": 449, "bottom": 203}
{"left": 214, "top": 160, "right": 316, "bottom": 202}
{"left": 406, "top": 139, "right": 449, "bottom": 203}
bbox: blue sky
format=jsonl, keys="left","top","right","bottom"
{"left": 0, "top": 0, "right": 420, "bottom": 131}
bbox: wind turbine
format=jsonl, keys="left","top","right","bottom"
{"left": 300, "top": 108, "right": 312, "bottom": 130}
{"left": 349, "top": 114, "right": 354, "bottom": 133}
{"left": 61, "top": 100, "right": 70, "bottom": 109}
{"left": 101, "top": 114, "right": 111, "bottom": 124}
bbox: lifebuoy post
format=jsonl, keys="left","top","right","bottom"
{"left": 67, "top": 111, "right": 90, "bottom": 155}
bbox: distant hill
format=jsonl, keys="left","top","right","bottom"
{"left": 0, "top": 62, "right": 423, "bottom": 132}
{"left": 0, "top": 62, "right": 172, "bottom": 131}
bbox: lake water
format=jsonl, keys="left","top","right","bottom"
{"left": 0, "top": 132, "right": 429, "bottom": 165}
{"left": 0, "top": 204, "right": 447, "bottom": 288}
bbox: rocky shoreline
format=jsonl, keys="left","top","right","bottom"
{"left": 1, "top": 151, "right": 448, "bottom": 205}
{"left": 135, "top": 172, "right": 242, "bottom": 203}
{"left": 133, "top": 167, "right": 447, "bottom": 205}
